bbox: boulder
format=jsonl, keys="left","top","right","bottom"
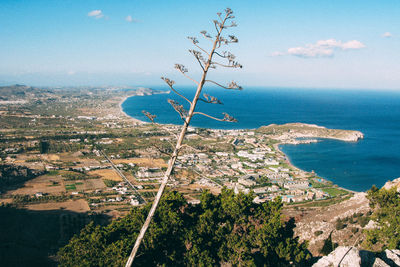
{"left": 383, "top": 178, "right": 400, "bottom": 191}
{"left": 313, "top": 247, "right": 363, "bottom": 267}
{"left": 379, "top": 249, "right": 400, "bottom": 266}
{"left": 312, "top": 246, "right": 400, "bottom": 267}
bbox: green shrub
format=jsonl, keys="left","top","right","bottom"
{"left": 358, "top": 216, "right": 370, "bottom": 227}
{"left": 103, "top": 179, "right": 118, "bottom": 187}
{"left": 351, "top": 227, "right": 359, "bottom": 234}
{"left": 335, "top": 218, "right": 346, "bottom": 230}
{"left": 58, "top": 189, "right": 312, "bottom": 266}
{"left": 314, "top": 230, "right": 323, "bottom": 237}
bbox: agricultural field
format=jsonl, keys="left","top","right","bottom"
{"left": 25, "top": 199, "right": 90, "bottom": 213}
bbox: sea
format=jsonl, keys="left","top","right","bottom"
{"left": 121, "top": 87, "right": 400, "bottom": 192}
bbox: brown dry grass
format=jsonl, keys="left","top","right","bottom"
{"left": 25, "top": 199, "right": 90, "bottom": 213}
{"left": 9, "top": 174, "right": 108, "bottom": 195}
{"left": 10, "top": 175, "right": 66, "bottom": 195}
{"left": 114, "top": 158, "right": 167, "bottom": 168}
{"left": 83, "top": 178, "right": 107, "bottom": 190}
{"left": 175, "top": 169, "right": 197, "bottom": 180}
{"left": 88, "top": 169, "right": 122, "bottom": 181}
{"left": 0, "top": 198, "right": 13, "bottom": 204}
{"left": 185, "top": 183, "right": 221, "bottom": 195}
{"left": 41, "top": 154, "right": 60, "bottom": 161}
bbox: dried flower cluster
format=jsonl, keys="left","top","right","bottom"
{"left": 202, "top": 93, "right": 222, "bottom": 104}
{"left": 167, "top": 99, "right": 188, "bottom": 120}
{"left": 141, "top": 110, "right": 156, "bottom": 123}
{"left": 126, "top": 8, "right": 243, "bottom": 266}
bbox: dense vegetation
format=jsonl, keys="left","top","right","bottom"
{"left": 58, "top": 189, "right": 311, "bottom": 266}
{"left": 0, "top": 204, "right": 107, "bottom": 266}
{"left": 0, "top": 164, "right": 44, "bottom": 191}
{"left": 364, "top": 185, "right": 400, "bottom": 250}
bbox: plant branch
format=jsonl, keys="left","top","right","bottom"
{"left": 125, "top": 9, "right": 238, "bottom": 267}
{"left": 167, "top": 99, "right": 188, "bottom": 121}
{"left": 193, "top": 111, "right": 237, "bottom": 122}
{"left": 195, "top": 43, "right": 210, "bottom": 55}
{"left": 211, "top": 61, "right": 242, "bottom": 68}
{"left": 214, "top": 51, "right": 228, "bottom": 58}
{"left": 175, "top": 64, "right": 199, "bottom": 85}
{"left": 142, "top": 110, "right": 156, "bottom": 123}
{"left": 162, "top": 77, "right": 192, "bottom": 105}
{"left": 205, "top": 80, "right": 243, "bottom": 90}
{"left": 152, "top": 143, "right": 173, "bottom": 157}
{"left": 198, "top": 93, "right": 223, "bottom": 104}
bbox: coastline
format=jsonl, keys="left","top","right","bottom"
{"left": 118, "top": 92, "right": 361, "bottom": 194}
{"left": 276, "top": 143, "right": 358, "bottom": 194}
{"left": 117, "top": 88, "right": 172, "bottom": 125}
{"left": 118, "top": 95, "right": 146, "bottom": 125}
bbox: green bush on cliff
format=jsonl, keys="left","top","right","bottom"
{"left": 365, "top": 185, "right": 400, "bottom": 250}
{"left": 58, "top": 189, "right": 311, "bottom": 266}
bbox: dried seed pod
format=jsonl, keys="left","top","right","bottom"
{"left": 142, "top": 110, "right": 156, "bottom": 123}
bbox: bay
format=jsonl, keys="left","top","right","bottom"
{"left": 122, "top": 87, "right": 400, "bottom": 191}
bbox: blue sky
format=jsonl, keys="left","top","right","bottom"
{"left": 0, "top": 0, "right": 399, "bottom": 89}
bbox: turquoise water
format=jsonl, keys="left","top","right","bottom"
{"left": 122, "top": 87, "right": 400, "bottom": 191}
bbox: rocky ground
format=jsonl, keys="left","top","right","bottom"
{"left": 284, "top": 193, "right": 371, "bottom": 255}
{"left": 313, "top": 246, "right": 400, "bottom": 267}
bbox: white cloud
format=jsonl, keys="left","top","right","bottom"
{"left": 126, "top": 15, "right": 133, "bottom": 22}
{"left": 88, "top": 10, "right": 104, "bottom": 19}
{"left": 341, "top": 40, "right": 365, "bottom": 50}
{"left": 382, "top": 32, "right": 392, "bottom": 38}
{"left": 288, "top": 45, "right": 334, "bottom": 58}
{"left": 125, "top": 15, "right": 139, "bottom": 23}
{"left": 315, "top": 39, "right": 341, "bottom": 47}
{"left": 275, "top": 39, "right": 366, "bottom": 58}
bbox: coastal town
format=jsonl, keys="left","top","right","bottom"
{"left": 0, "top": 85, "right": 363, "bottom": 217}
{"left": 2, "top": 2, "right": 399, "bottom": 265}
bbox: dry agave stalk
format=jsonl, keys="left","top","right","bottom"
{"left": 126, "top": 8, "right": 242, "bottom": 266}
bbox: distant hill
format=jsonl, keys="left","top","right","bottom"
{"left": 0, "top": 84, "right": 53, "bottom": 100}
{"left": 0, "top": 84, "right": 166, "bottom": 102}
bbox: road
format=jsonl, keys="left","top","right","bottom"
{"left": 100, "top": 150, "right": 147, "bottom": 204}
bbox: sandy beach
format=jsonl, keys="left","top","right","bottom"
{"left": 118, "top": 95, "right": 146, "bottom": 125}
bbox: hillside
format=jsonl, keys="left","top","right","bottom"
{"left": 0, "top": 84, "right": 54, "bottom": 101}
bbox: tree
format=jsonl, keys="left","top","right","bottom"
{"left": 364, "top": 186, "right": 400, "bottom": 250}
{"left": 58, "top": 189, "right": 311, "bottom": 266}
{"left": 335, "top": 217, "right": 346, "bottom": 230}
{"left": 39, "top": 140, "right": 49, "bottom": 154}
{"left": 126, "top": 8, "right": 243, "bottom": 266}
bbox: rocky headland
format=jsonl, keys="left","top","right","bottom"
{"left": 257, "top": 123, "right": 364, "bottom": 144}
